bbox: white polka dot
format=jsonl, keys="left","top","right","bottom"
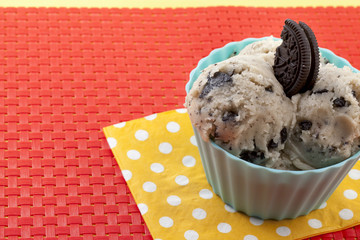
{"left": 192, "top": 208, "right": 207, "bottom": 220}
{"left": 127, "top": 150, "right": 141, "bottom": 160}
{"left": 308, "top": 219, "right": 322, "bottom": 229}
{"left": 176, "top": 108, "right": 187, "bottom": 113}
{"left": 138, "top": 203, "right": 148, "bottom": 215}
{"left": 151, "top": 163, "right": 164, "bottom": 173}
{"left": 135, "top": 130, "right": 149, "bottom": 141}
{"left": 276, "top": 226, "right": 291, "bottom": 237}
{"left": 122, "top": 170, "right": 132, "bottom": 181}
{"left": 107, "top": 137, "right": 117, "bottom": 149}
{"left": 349, "top": 169, "right": 360, "bottom": 180}
{"left": 217, "top": 223, "right": 232, "bottom": 233}
{"left": 182, "top": 155, "right": 196, "bottom": 167}
{"left": 159, "top": 216, "right": 173, "bottom": 228}
{"left": 114, "top": 122, "right": 126, "bottom": 128}
{"left": 318, "top": 202, "right": 327, "bottom": 209}
{"left": 224, "top": 204, "right": 236, "bottom": 213}
{"left": 339, "top": 209, "right": 354, "bottom": 220}
{"left": 166, "top": 121, "right": 180, "bottom": 133}
{"left": 244, "top": 235, "right": 258, "bottom": 240}
{"left": 167, "top": 195, "right": 181, "bottom": 206}
{"left": 175, "top": 175, "right": 189, "bottom": 186}
{"left": 344, "top": 189, "right": 358, "bottom": 200}
{"left": 249, "top": 217, "right": 264, "bottom": 226}
{"left": 145, "top": 113, "right": 157, "bottom": 120}
{"left": 143, "top": 181, "right": 157, "bottom": 192}
{"left": 190, "top": 136, "right": 198, "bottom": 146}
{"left": 184, "top": 230, "right": 199, "bottom": 240}
{"left": 154, "top": 239, "right": 162, "bottom": 240}
{"left": 159, "top": 142, "right": 173, "bottom": 154}
{"left": 199, "top": 189, "right": 213, "bottom": 199}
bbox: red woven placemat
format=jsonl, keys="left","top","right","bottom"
{"left": 0, "top": 6, "right": 359, "bottom": 239}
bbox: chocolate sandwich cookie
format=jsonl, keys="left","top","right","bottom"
{"left": 299, "top": 21, "right": 320, "bottom": 92}
{"left": 273, "top": 19, "right": 320, "bottom": 97}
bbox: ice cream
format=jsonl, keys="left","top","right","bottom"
{"left": 185, "top": 37, "right": 360, "bottom": 170}
{"left": 286, "top": 63, "right": 360, "bottom": 169}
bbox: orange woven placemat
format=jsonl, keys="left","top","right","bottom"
{"left": 0, "top": 6, "right": 359, "bottom": 239}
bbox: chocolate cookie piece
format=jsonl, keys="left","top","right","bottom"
{"left": 299, "top": 120, "right": 312, "bottom": 130}
{"left": 273, "top": 19, "right": 319, "bottom": 97}
{"left": 280, "top": 127, "right": 288, "bottom": 143}
{"left": 267, "top": 139, "right": 278, "bottom": 149}
{"left": 199, "top": 71, "right": 232, "bottom": 98}
{"left": 239, "top": 149, "right": 265, "bottom": 164}
{"left": 312, "top": 89, "right": 328, "bottom": 94}
{"left": 222, "top": 111, "right": 238, "bottom": 122}
{"left": 333, "top": 97, "right": 351, "bottom": 108}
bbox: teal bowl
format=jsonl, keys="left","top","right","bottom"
{"left": 186, "top": 37, "right": 360, "bottom": 220}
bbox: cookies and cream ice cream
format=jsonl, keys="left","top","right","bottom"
{"left": 185, "top": 38, "right": 360, "bottom": 170}
{"left": 286, "top": 63, "right": 360, "bottom": 169}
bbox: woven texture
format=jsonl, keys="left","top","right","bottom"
{"left": 0, "top": 6, "right": 359, "bottom": 239}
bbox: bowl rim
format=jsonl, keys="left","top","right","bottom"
{"left": 187, "top": 36, "right": 360, "bottom": 174}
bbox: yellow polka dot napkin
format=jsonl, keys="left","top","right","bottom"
{"left": 103, "top": 109, "right": 360, "bottom": 240}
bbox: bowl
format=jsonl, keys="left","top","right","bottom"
{"left": 185, "top": 37, "right": 360, "bottom": 220}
